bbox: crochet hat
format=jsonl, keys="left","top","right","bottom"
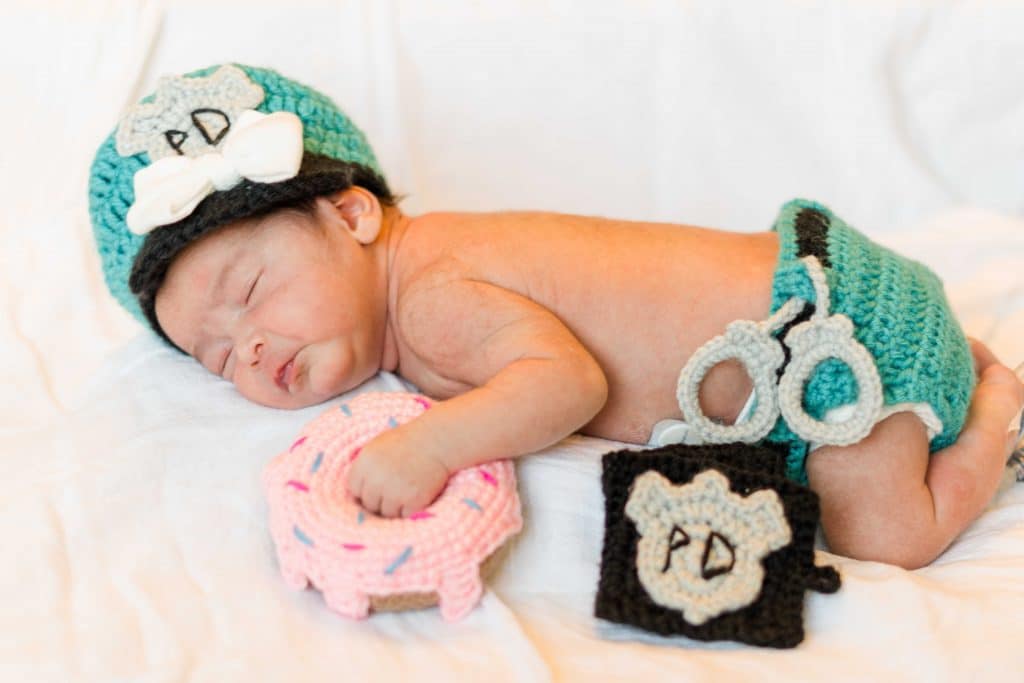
{"left": 88, "top": 63, "right": 387, "bottom": 336}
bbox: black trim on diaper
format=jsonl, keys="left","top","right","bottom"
{"left": 794, "top": 208, "right": 831, "bottom": 268}
{"left": 774, "top": 301, "right": 816, "bottom": 381}
{"left": 775, "top": 207, "right": 832, "bottom": 379}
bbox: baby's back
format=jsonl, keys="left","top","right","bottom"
{"left": 390, "top": 211, "right": 780, "bottom": 443}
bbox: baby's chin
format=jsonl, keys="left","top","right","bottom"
{"left": 238, "top": 387, "right": 322, "bottom": 411}
{"left": 270, "top": 370, "right": 342, "bottom": 410}
{"left": 273, "top": 360, "right": 372, "bottom": 410}
{"left": 232, "top": 365, "right": 334, "bottom": 410}
{"left": 230, "top": 345, "right": 376, "bottom": 410}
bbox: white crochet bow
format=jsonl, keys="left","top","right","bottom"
{"left": 125, "top": 109, "right": 304, "bottom": 235}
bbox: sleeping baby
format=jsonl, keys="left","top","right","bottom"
{"left": 90, "top": 64, "right": 1024, "bottom": 570}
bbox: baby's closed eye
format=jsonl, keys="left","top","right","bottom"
{"left": 244, "top": 271, "right": 261, "bottom": 305}
{"left": 211, "top": 270, "right": 262, "bottom": 378}
{"left": 195, "top": 338, "right": 231, "bottom": 379}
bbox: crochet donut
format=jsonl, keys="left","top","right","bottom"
{"left": 263, "top": 392, "right": 523, "bottom": 622}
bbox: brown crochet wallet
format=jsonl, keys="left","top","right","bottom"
{"left": 594, "top": 443, "right": 840, "bottom": 648}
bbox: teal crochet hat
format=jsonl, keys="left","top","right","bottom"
{"left": 88, "top": 63, "right": 387, "bottom": 334}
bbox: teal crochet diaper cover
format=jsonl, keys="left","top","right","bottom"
{"left": 673, "top": 199, "right": 975, "bottom": 484}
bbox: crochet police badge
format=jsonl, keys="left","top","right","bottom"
{"left": 115, "top": 64, "right": 304, "bottom": 236}
{"left": 594, "top": 444, "right": 840, "bottom": 648}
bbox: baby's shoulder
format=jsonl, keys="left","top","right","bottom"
{"left": 393, "top": 245, "right": 473, "bottom": 312}
{"left": 392, "top": 211, "right": 521, "bottom": 304}
{"left": 389, "top": 252, "right": 512, "bottom": 395}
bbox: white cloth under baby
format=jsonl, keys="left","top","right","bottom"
{"left": 650, "top": 256, "right": 942, "bottom": 452}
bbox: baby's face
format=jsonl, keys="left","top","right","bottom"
{"left": 155, "top": 203, "right": 387, "bottom": 409}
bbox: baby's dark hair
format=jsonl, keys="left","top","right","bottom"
{"left": 275, "top": 163, "right": 398, "bottom": 214}
{"left": 128, "top": 155, "right": 397, "bottom": 352}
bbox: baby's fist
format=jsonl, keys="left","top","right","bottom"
{"left": 346, "top": 431, "right": 451, "bottom": 518}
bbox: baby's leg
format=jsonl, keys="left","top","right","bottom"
{"left": 807, "top": 413, "right": 938, "bottom": 568}
{"left": 807, "top": 348, "right": 1023, "bottom": 569}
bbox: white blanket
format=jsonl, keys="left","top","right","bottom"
{"left": 3, "top": 2, "right": 1023, "bottom": 681}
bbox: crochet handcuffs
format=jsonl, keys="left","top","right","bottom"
{"left": 667, "top": 255, "right": 941, "bottom": 450}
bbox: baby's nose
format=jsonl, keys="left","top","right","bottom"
{"left": 239, "top": 336, "right": 264, "bottom": 367}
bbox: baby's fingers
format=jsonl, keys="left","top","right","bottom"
{"left": 379, "top": 494, "right": 404, "bottom": 519}
{"left": 360, "top": 488, "right": 383, "bottom": 516}
{"left": 347, "top": 466, "right": 382, "bottom": 515}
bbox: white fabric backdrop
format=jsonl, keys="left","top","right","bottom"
{"left": 2, "top": 1, "right": 1024, "bottom": 681}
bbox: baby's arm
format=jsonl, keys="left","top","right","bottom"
{"left": 807, "top": 339, "right": 1024, "bottom": 569}
{"left": 346, "top": 278, "right": 608, "bottom": 518}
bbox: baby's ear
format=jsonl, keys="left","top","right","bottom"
{"left": 324, "top": 187, "right": 382, "bottom": 244}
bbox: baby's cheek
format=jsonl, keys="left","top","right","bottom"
{"left": 305, "top": 346, "right": 353, "bottom": 399}
{"left": 234, "top": 375, "right": 284, "bottom": 409}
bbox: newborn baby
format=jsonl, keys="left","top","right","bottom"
{"left": 91, "top": 63, "right": 1024, "bottom": 570}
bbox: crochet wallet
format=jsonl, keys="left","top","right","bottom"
{"left": 594, "top": 443, "right": 840, "bottom": 648}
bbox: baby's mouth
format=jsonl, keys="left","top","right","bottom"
{"left": 276, "top": 357, "right": 296, "bottom": 392}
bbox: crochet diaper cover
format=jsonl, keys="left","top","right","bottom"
{"left": 674, "top": 199, "right": 975, "bottom": 483}
{"left": 263, "top": 392, "right": 523, "bottom": 622}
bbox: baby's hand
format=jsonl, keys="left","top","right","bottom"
{"left": 346, "top": 430, "right": 452, "bottom": 518}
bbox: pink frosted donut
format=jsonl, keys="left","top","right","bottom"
{"left": 263, "top": 391, "right": 523, "bottom": 622}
